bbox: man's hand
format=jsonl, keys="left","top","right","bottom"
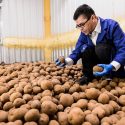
{"left": 55, "top": 56, "right": 66, "bottom": 67}
{"left": 93, "top": 64, "right": 113, "bottom": 77}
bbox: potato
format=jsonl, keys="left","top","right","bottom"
{"left": 101, "top": 117, "right": 112, "bottom": 124}
{"left": 100, "top": 80, "right": 108, "bottom": 87}
{"left": 82, "top": 122, "right": 92, "bottom": 125}
{"left": 0, "top": 110, "right": 8, "bottom": 122}
{"left": 84, "top": 110, "right": 91, "bottom": 116}
{"left": 92, "top": 106, "right": 105, "bottom": 118}
{"left": 40, "top": 96, "right": 52, "bottom": 103}
{"left": 51, "top": 79, "right": 61, "bottom": 86}
{"left": 14, "top": 120, "right": 23, "bottom": 125}
{"left": 24, "top": 84, "right": 33, "bottom": 94}
{"left": 23, "top": 94, "right": 32, "bottom": 102}
{"left": 24, "top": 122, "right": 37, "bottom": 125}
{"left": 38, "top": 113, "right": 49, "bottom": 125}
{"left": 109, "top": 101, "right": 121, "bottom": 112}
{"left": 98, "top": 93, "right": 110, "bottom": 104}
{"left": 57, "top": 104, "right": 64, "bottom": 111}
{"left": 93, "top": 65, "right": 103, "bottom": 72}
{"left": 40, "top": 80, "right": 53, "bottom": 90}
{"left": 0, "top": 93, "right": 10, "bottom": 103}
{"left": 8, "top": 108, "right": 28, "bottom": 122}
{"left": 33, "top": 86, "right": 41, "bottom": 94}
{"left": 68, "top": 107, "right": 85, "bottom": 125}
{"left": 3, "top": 102, "right": 13, "bottom": 111}
{"left": 85, "top": 88, "right": 100, "bottom": 100}
{"left": 87, "top": 101, "right": 98, "bottom": 111}
{"left": 30, "top": 100, "right": 41, "bottom": 109}
{"left": 109, "top": 81, "right": 117, "bottom": 88}
{"left": 54, "top": 85, "right": 65, "bottom": 94}
{"left": 15, "top": 86, "right": 23, "bottom": 93}
{"left": 57, "top": 112, "right": 69, "bottom": 125}
{"left": 85, "top": 114, "right": 99, "bottom": 125}
{"left": 79, "top": 92, "right": 86, "bottom": 99}
{"left": 75, "top": 99, "right": 88, "bottom": 109}
{"left": 59, "top": 56, "right": 65, "bottom": 63}
{"left": 33, "top": 95, "right": 41, "bottom": 100}
{"left": 118, "top": 82, "right": 125, "bottom": 88}
{"left": 119, "top": 95, "right": 125, "bottom": 106}
{"left": 42, "top": 90, "right": 53, "bottom": 97}
{"left": 13, "top": 98, "right": 26, "bottom": 108}
{"left": 116, "top": 111, "right": 125, "bottom": 118}
{"left": 20, "top": 104, "right": 31, "bottom": 110}
{"left": 63, "top": 82, "right": 70, "bottom": 92}
{"left": 49, "top": 120, "right": 59, "bottom": 125}
{"left": 10, "top": 92, "right": 22, "bottom": 102}
{"left": 101, "top": 122, "right": 110, "bottom": 125}
{"left": 24, "top": 109, "right": 40, "bottom": 122}
{"left": 72, "top": 92, "right": 80, "bottom": 102}
{"left": 60, "top": 94, "right": 74, "bottom": 107}
{"left": 41, "top": 101, "right": 57, "bottom": 115}
{"left": 115, "top": 117, "right": 125, "bottom": 125}
{"left": 101, "top": 104, "right": 114, "bottom": 116}
{"left": 0, "top": 86, "right": 8, "bottom": 95}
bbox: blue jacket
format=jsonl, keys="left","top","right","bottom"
{"left": 69, "top": 17, "right": 125, "bottom": 66}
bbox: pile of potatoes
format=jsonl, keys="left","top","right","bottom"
{"left": 0, "top": 61, "right": 125, "bottom": 125}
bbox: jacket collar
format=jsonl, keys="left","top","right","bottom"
{"left": 96, "top": 17, "right": 108, "bottom": 43}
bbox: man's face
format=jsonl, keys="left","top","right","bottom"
{"left": 75, "top": 15, "right": 97, "bottom": 35}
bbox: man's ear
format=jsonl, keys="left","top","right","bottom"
{"left": 92, "top": 15, "right": 97, "bottom": 22}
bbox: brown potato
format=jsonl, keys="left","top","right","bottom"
{"left": 13, "top": 98, "right": 26, "bottom": 108}
{"left": 68, "top": 107, "right": 85, "bottom": 125}
{"left": 8, "top": 108, "right": 28, "bottom": 122}
{"left": 82, "top": 122, "right": 92, "bottom": 125}
{"left": 59, "top": 56, "right": 65, "bottom": 63}
{"left": 0, "top": 86, "right": 8, "bottom": 96}
{"left": 41, "top": 101, "right": 57, "bottom": 115}
{"left": 30, "top": 100, "right": 41, "bottom": 109}
{"left": 3, "top": 102, "right": 13, "bottom": 111}
{"left": 40, "top": 80, "right": 53, "bottom": 90}
{"left": 24, "top": 109, "right": 40, "bottom": 122}
{"left": 54, "top": 85, "right": 65, "bottom": 94}
{"left": 85, "top": 114, "right": 99, "bottom": 125}
{"left": 49, "top": 120, "right": 59, "bottom": 125}
{"left": 92, "top": 106, "right": 105, "bottom": 119}
{"left": 98, "top": 93, "right": 110, "bottom": 104}
{"left": 57, "top": 112, "right": 69, "bottom": 125}
{"left": 38, "top": 113, "right": 49, "bottom": 125}
{"left": 24, "top": 84, "right": 33, "bottom": 94}
{"left": 119, "top": 95, "right": 125, "bottom": 106}
{"left": 23, "top": 94, "right": 32, "bottom": 102}
{"left": 93, "top": 65, "right": 103, "bottom": 72}
{"left": 0, "top": 93, "right": 10, "bottom": 103}
{"left": 42, "top": 90, "right": 53, "bottom": 97}
{"left": 10, "top": 92, "right": 22, "bottom": 102}
{"left": 85, "top": 88, "right": 100, "bottom": 100}
{"left": 0, "top": 110, "right": 8, "bottom": 122}
{"left": 24, "top": 122, "right": 37, "bottom": 125}
{"left": 60, "top": 94, "right": 74, "bottom": 107}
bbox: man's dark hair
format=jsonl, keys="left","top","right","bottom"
{"left": 73, "top": 4, "right": 95, "bottom": 20}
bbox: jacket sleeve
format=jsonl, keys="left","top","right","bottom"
{"left": 69, "top": 32, "right": 87, "bottom": 64}
{"left": 112, "top": 22, "right": 125, "bottom": 65}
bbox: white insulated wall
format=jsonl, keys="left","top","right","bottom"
{"left": 51, "top": 0, "right": 125, "bottom": 35}
{"left": 1, "top": 0, "right": 44, "bottom": 38}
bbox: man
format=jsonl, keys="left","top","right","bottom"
{"left": 56, "top": 4, "right": 125, "bottom": 84}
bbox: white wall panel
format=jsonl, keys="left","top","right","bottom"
{"left": 1, "top": 0, "right": 44, "bottom": 38}
{"left": 51, "top": 0, "right": 125, "bottom": 35}
{"left": 0, "top": 46, "right": 44, "bottom": 64}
